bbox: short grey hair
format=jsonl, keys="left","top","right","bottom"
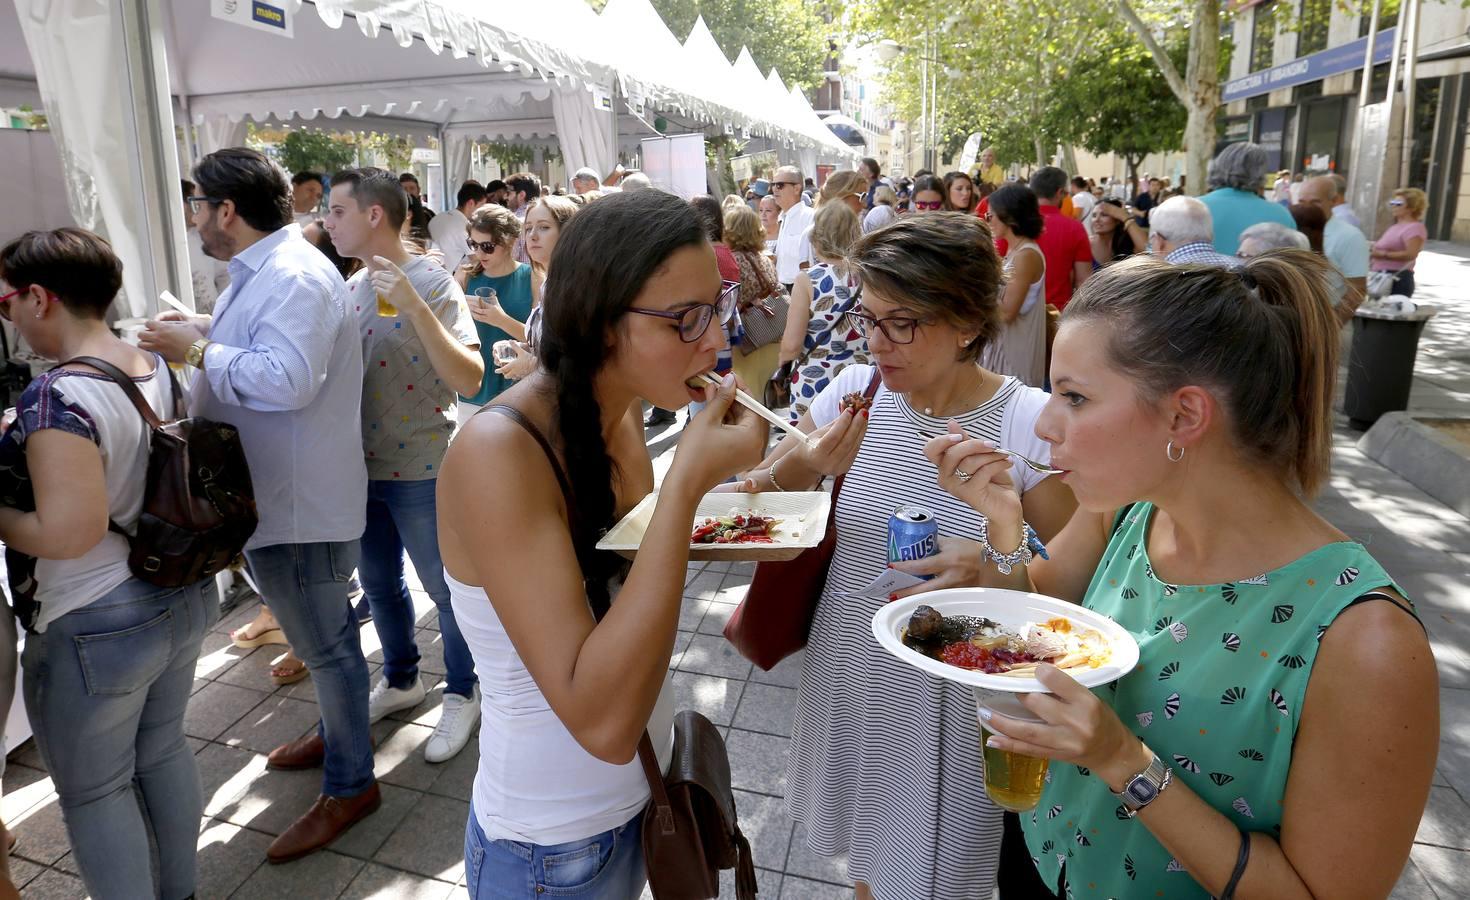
{"left": 620, "top": 172, "right": 653, "bottom": 192}
{"left": 1238, "top": 222, "right": 1309, "bottom": 255}
{"left": 1329, "top": 173, "right": 1348, "bottom": 202}
{"left": 1207, "top": 142, "right": 1271, "bottom": 193}
{"left": 775, "top": 165, "right": 803, "bottom": 185}
{"left": 1150, "top": 196, "right": 1214, "bottom": 245}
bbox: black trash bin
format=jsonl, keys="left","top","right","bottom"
{"left": 1342, "top": 305, "right": 1438, "bottom": 430}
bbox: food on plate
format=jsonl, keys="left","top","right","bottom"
{"left": 899, "top": 605, "right": 1110, "bottom": 675}
{"left": 841, "top": 391, "right": 873, "bottom": 414}
{"left": 690, "top": 511, "right": 782, "bottom": 545}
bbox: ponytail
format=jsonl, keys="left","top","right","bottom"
{"left": 1064, "top": 249, "right": 1339, "bottom": 496}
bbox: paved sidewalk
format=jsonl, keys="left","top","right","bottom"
{"left": 5, "top": 250, "right": 1469, "bottom": 898}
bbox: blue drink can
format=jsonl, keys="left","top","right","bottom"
{"left": 888, "top": 505, "right": 940, "bottom": 575}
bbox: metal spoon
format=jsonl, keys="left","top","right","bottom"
{"left": 918, "top": 432, "right": 1067, "bottom": 476}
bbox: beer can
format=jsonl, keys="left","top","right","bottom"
{"left": 888, "top": 505, "right": 940, "bottom": 574}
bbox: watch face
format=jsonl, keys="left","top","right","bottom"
{"left": 1126, "top": 779, "right": 1159, "bottom": 805}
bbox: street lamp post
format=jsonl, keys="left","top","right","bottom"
{"left": 877, "top": 37, "right": 950, "bottom": 171}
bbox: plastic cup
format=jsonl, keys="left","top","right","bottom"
{"left": 973, "top": 687, "right": 1048, "bottom": 812}
{"left": 376, "top": 294, "right": 398, "bottom": 317}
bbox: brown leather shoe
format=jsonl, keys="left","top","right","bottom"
{"left": 267, "top": 733, "right": 324, "bottom": 770}
{"left": 266, "top": 783, "right": 381, "bottom": 864}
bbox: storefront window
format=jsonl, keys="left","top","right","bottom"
{"left": 1299, "top": 98, "right": 1345, "bottom": 173}
{"left": 1252, "top": 2, "right": 1278, "bottom": 72}
{"left": 1299, "top": 0, "right": 1331, "bottom": 56}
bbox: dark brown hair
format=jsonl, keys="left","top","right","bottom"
{"left": 469, "top": 204, "right": 522, "bottom": 250}
{"left": 0, "top": 227, "right": 122, "bottom": 319}
{"left": 1063, "top": 250, "right": 1339, "bottom": 495}
{"left": 1288, "top": 203, "right": 1326, "bottom": 253}
{"left": 332, "top": 167, "right": 409, "bottom": 232}
{"left": 846, "top": 211, "right": 1004, "bottom": 363}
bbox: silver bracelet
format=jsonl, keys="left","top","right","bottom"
{"left": 767, "top": 457, "right": 788, "bottom": 492}
{"left": 976, "top": 517, "right": 1035, "bottom": 575}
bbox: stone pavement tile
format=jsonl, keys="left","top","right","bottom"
{"left": 231, "top": 849, "right": 365, "bottom": 899}
{"left": 784, "top": 822, "right": 852, "bottom": 887}
{"left": 197, "top": 742, "right": 267, "bottom": 818}
{"left": 1434, "top": 687, "right": 1470, "bottom": 813}
{"left": 685, "top": 569, "right": 725, "bottom": 599}
{"left": 195, "top": 816, "right": 272, "bottom": 897}
{"left": 679, "top": 634, "right": 754, "bottom": 680}
{"left": 679, "top": 597, "right": 712, "bottom": 633}
{"left": 198, "top": 743, "right": 322, "bottom": 837}
{"left": 9, "top": 795, "right": 71, "bottom": 867}
{"left": 750, "top": 648, "right": 805, "bottom": 688}
{"left": 331, "top": 782, "right": 423, "bottom": 861}
{"left": 1417, "top": 786, "right": 1470, "bottom": 850}
{"left": 385, "top": 685, "right": 449, "bottom": 729}
{"left": 1390, "top": 857, "right": 1439, "bottom": 899}
{"left": 669, "top": 629, "right": 695, "bottom": 670}
{"left": 214, "top": 598, "right": 262, "bottom": 637}
{"left": 8, "top": 741, "right": 45, "bottom": 773}
{"left": 1435, "top": 768, "right": 1449, "bottom": 787}
{"left": 414, "top": 629, "right": 448, "bottom": 676}
{"left": 720, "top": 866, "right": 782, "bottom": 899}
{"left": 1, "top": 764, "right": 52, "bottom": 822}
{"left": 733, "top": 789, "right": 796, "bottom": 872}
{"left": 7, "top": 855, "right": 44, "bottom": 889}
{"left": 715, "top": 571, "right": 753, "bottom": 605}
{"left": 697, "top": 601, "right": 740, "bottom": 636}
{"left": 16, "top": 867, "right": 84, "bottom": 898}
{"left": 733, "top": 683, "right": 798, "bottom": 738}
{"left": 47, "top": 853, "right": 73, "bottom": 876}
{"left": 374, "top": 794, "right": 469, "bottom": 883}
{"left": 726, "top": 729, "right": 790, "bottom": 796}
{"left": 372, "top": 722, "right": 441, "bottom": 791}
{"left": 1421, "top": 609, "right": 1470, "bottom": 690}
{"left": 1410, "top": 844, "right": 1470, "bottom": 900}
{"left": 672, "top": 672, "right": 744, "bottom": 727}
{"left": 780, "top": 875, "right": 855, "bottom": 899}
{"left": 185, "top": 682, "right": 271, "bottom": 741}
{"left": 219, "top": 695, "right": 322, "bottom": 755}
{"left": 685, "top": 563, "right": 708, "bottom": 587}
{"left": 426, "top": 738, "right": 479, "bottom": 800}
{"left": 196, "top": 629, "right": 253, "bottom": 681}
{"left": 215, "top": 646, "right": 293, "bottom": 694}
{"left": 341, "top": 862, "right": 458, "bottom": 899}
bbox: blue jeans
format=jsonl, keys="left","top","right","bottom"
{"left": 245, "top": 541, "right": 374, "bottom": 797}
{"left": 21, "top": 576, "right": 219, "bottom": 900}
{"left": 360, "top": 478, "right": 477, "bottom": 697}
{"left": 464, "top": 806, "right": 647, "bottom": 899}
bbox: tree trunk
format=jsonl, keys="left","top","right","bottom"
{"left": 1183, "top": 0, "right": 1221, "bottom": 195}
{"left": 1126, "top": 155, "right": 1142, "bottom": 195}
{"left": 1060, "top": 144, "right": 1080, "bottom": 176}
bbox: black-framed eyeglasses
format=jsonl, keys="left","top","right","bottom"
{"left": 0, "top": 287, "right": 19, "bottom": 322}
{"left": 467, "top": 239, "right": 501, "bottom": 253}
{"left": 847, "top": 307, "right": 930, "bottom": 344}
{"left": 626, "top": 281, "right": 740, "bottom": 342}
{"left": 186, "top": 196, "right": 222, "bottom": 215}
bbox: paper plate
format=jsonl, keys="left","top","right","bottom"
{"left": 597, "top": 491, "right": 831, "bottom": 562}
{"left": 871, "top": 588, "right": 1140, "bottom": 721}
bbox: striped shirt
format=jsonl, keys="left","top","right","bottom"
{"left": 785, "top": 364, "right": 1053, "bottom": 900}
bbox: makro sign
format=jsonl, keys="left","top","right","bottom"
{"left": 211, "top": 0, "right": 294, "bottom": 38}
{"left": 1223, "top": 28, "right": 1396, "bottom": 103}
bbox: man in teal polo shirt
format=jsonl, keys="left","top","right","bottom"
{"left": 1198, "top": 142, "right": 1297, "bottom": 255}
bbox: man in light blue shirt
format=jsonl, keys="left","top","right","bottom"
{"left": 1329, "top": 174, "right": 1362, "bottom": 229}
{"left": 1197, "top": 142, "right": 1297, "bottom": 255}
{"left": 1302, "top": 175, "right": 1369, "bottom": 323}
{"left": 141, "top": 148, "right": 377, "bottom": 863}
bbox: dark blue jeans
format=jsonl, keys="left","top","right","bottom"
{"left": 245, "top": 540, "right": 374, "bottom": 797}
{"left": 360, "top": 478, "right": 477, "bottom": 697}
{"left": 22, "top": 576, "right": 219, "bottom": 900}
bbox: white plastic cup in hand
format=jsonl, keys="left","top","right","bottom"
{"left": 474, "top": 286, "right": 498, "bottom": 306}
{"left": 492, "top": 340, "right": 517, "bottom": 366}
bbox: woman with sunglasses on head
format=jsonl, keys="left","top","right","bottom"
{"left": 453, "top": 204, "right": 534, "bottom": 421}
{"left": 437, "top": 190, "right": 767, "bottom": 899}
{"left": 1370, "top": 188, "right": 1429, "bottom": 297}
{"left": 780, "top": 202, "right": 871, "bottom": 423}
{"left": 923, "top": 251, "right": 1435, "bottom": 900}
{"left": 910, "top": 174, "right": 946, "bottom": 213}
{"left": 733, "top": 212, "right": 1076, "bottom": 900}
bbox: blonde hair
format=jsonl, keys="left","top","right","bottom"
{"left": 723, "top": 205, "right": 766, "bottom": 253}
{"left": 873, "top": 185, "right": 898, "bottom": 207}
{"left": 1393, "top": 187, "right": 1428, "bottom": 218}
{"left": 808, "top": 201, "right": 861, "bottom": 263}
{"left": 817, "top": 170, "right": 867, "bottom": 208}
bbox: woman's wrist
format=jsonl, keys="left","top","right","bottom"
{"left": 1099, "top": 736, "right": 1155, "bottom": 794}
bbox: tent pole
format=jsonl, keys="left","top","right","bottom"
{"left": 438, "top": 124, "right": 450, "bottom": 211}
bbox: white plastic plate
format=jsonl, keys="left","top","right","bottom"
{"left": 597, "top": 491, "right": 831, "bottom": 562}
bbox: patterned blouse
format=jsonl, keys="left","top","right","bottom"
{"left": 788, "top": 262, "right": 870, "bottom": 423}
{"left": 1023, "top": 502, "right": 1411, "bottom": 898}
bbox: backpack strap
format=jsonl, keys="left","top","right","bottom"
{"left": 65, "top": 356, "right": 165, "bottom": 430}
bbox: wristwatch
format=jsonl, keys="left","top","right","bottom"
{"left": 185, "top": 339, "right": 210, "bottom": 370}
{"left": 1114, "top": 751, "right": 1172, "bottom": 818}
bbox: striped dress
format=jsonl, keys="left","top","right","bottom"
{"left": 785, "top": 364, "right": 1055, "bottom": 899}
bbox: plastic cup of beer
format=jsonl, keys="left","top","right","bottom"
{"left": 376, "top": 294, "right": 398, "bottom": 318}
{"left": 973, "top": 688, "right": 1049, "bottom": 812}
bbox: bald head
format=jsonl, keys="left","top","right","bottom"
{"left": 1299, "top": 175, "right": 1337, "bottom": 218}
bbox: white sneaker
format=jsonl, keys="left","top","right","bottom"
{"left": 368, "top": 676, "right": 426, "bottom": 724}
{"left": 424, "top": 686, "right": 481, "bottom": 763}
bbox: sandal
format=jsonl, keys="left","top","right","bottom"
{"left": 232, "top": 625, "right": 286, "bottom": 649}
{"left": 270, "top": 653, "right": 310, "bottom": 686}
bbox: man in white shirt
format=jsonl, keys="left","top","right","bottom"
{"left": 1329, "top": 174, "right": 1362, "bottom": 229}
{"left": 290, "top": 171, "right": 323, "bottom": 226}
{"left": 1301, "top": 175, "right": 1369, "bottom": 322}
{"left": 571, "top": 167, "right": 601, "bottom": 194}
{"left": 427, "top": 180, "right": 487, "bottom": 272}
{"left": 1070, "top": 175, "right": 1097, "bottom": 232}
{"left": 771, "top": 165, "right": 815, "bottom": 291}
{"left": 139, "top": 148, "right": 377, "bottom": 863}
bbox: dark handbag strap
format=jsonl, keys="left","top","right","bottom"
{"left": 64, "top": 355, "right": 183, "bottom": 429}
{"left": 484, "top": 404, "right": 676, "bottom": 823}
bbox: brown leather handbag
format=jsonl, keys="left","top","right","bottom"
{"left": 723, "top": 369, "right": 881, "bottom": 670}
{"left": 637, "top": 712, "right": 758, "bottom": 899}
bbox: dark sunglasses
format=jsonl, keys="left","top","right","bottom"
{"left": 770, "top": 182, "right": 798, "bottom": 190}
{"left": 467, "top": 239, "right": 502, "bottom": 253}
{"left": 914, "top": 200, "right": 943, "bottom": 211}
{"left": 626, "top": 281, "right": 740, "bottom": 342}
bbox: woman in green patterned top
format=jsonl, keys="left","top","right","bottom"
{"left": 922, "top": 251, "right": 1437, "bottom": 899}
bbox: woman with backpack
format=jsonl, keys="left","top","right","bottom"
{"left": 0, "top": 228, "right": 218, "bottom": 899}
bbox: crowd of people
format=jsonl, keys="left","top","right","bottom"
{"left": 0, "top": 135, "right": 1439, "bottom": 900}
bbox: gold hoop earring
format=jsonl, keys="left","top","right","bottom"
{"left": 1166, "top": 440, "right": 1185, "bottom": 462}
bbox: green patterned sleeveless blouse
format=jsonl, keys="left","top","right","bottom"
{"left": 1022, "top": 503, "right": 1409, "bottom": 898}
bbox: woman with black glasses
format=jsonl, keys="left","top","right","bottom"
{"left": 734, "top": 212, "right": 1076, "bottom": 900}
{"left": 455, "top": 204, "right": 534, "bottom": 420}
{"left": 437, "top": 190, "right": 766, "bottom": 899}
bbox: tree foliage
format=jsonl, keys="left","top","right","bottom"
{"left": 645, "top": 0, "right": 834, "bottom": 92}
{"left": 277, "top": 129, "right": 357, "bottom": 175}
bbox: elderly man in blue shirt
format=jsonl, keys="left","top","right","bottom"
{"left": 141, "top": 147, "right": 377, "bottom": 864}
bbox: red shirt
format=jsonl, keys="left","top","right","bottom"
{"left": 1036, "top": 205, "right": 1091, "bottom": 310}
{"left": 714, "top": 243, "right": 741, "bottom": 283}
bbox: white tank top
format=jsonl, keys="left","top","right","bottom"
{"left": 446, "top": 570, "right": 675, "bottom": 845}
